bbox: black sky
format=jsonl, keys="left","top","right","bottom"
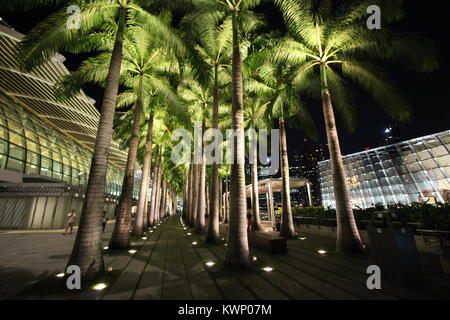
{"left": 1, "top": 1, "right": 449, "bottom": 157}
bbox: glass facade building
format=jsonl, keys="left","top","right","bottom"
{"left": 0, "top": 25, "right": 132, "bottom": 229}
{"left": 0, "top": 92, "right": 124, "bottom": 195}
{"left": 319, "top": 130, "right": 450, "bottom": 208}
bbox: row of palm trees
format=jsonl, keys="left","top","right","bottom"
{"left": 3, "top": 0, "right": 437, "bottom": 280}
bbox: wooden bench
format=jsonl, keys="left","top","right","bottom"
{"left": 248, "top": 231, "right": 287, "bottom": 254}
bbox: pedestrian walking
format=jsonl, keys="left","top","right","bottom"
{"left": 63, "top": 209, "right": 77, "bottom": 235}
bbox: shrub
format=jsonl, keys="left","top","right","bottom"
{"left": 292, "top": 203, "right": 450, "bottom": 230}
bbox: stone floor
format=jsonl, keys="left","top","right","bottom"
{"left": 1, "top": 215, "right": 449, "bottom": 300}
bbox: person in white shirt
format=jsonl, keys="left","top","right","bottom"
{"left": 63, "top": 209, "right": 77, "bottom": 235}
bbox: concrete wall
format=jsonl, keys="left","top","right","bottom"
{"left": 0, "top": 196, "right": 116, "bottom": 230}
{"left": 294, "top": 223, "right": 440, "bottom": 255}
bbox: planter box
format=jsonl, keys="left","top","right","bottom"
{"left": 294, "top": 222, "right": 438, "bottom": 255}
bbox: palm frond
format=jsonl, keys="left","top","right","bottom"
{"left": 341, "top": 59, "right": 411, "bottom": 122}
{"left": 16, "top": 0, "right": 119, "bottom": 71}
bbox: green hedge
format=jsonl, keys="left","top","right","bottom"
{"left": 292, "top": 203, "right": 450, "bottom": 230}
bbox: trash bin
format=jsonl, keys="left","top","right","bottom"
{"left": 439, "top": 237, "right": 450, "bottom": 274}
{"left": 367, "top": 211, "right": 424, "bottom": 287}
{"left": 273, "top": 219, "right": 281, "bottom": 231}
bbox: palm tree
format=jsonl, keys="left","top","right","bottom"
{"left": 149, "top": 147, "right": 161, "bottom": 226}
{"left": 243, "top": 97, "right": 272, "bottom": 231}
{"left": 57, "top": 23, "right": 181, "bottom": 248}
{"left": 133, "top": 106, "right": 155, "bottom": 235}
{"left": 187, "top": 0, "right": 263, "bottom": 268}
{"left": 182, "top": 14, "right": 234, "bottom": 242}
{"left": 2, "top": 0, "right": 183, "bottom": 279}
{"left": 275, "top": 0, "right": 438, "bottom": 252}
{"left": 247, "top": 45, "right": 317, "bottom": 239}
{"left": 183, "top": 163, "right": 192, "bottom": 221}
{"left": 151, "top": 151, "right": 163, "bottom": 225}
{"left": 178, "top": 68, "right": 213, "bottom": 234}
{"left": 1, "top": 0, "right": 183, "bottom": 279}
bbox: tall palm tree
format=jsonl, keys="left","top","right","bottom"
{"left": 149, "top": 147, "right": 161, "bottom": 226}
{"left": 151, "top": 151, "right": 163, "bottom": 225}
{"left": 187, "top": 0, "right": 263, "bottom": 268}
{"left": 134, "top": 106, "right": 155, "bottom": 235}
{"left": 275, "top": 0, "right": 438, "bottom": 252}
{"left": 57, "top": 23, "right": 181, "bottom": 248}
{"left": 1, "top": 0, "right": 184, "bottom": 279}
{"left": 182, "top": 13, "right": 238, "bottom": 242}
{"left": 247, "top": 46, "right": 317, "bottom": 239}
{"left": 178, "top": 68, "right": 213, "bottom": 234}
{"left": 116, "top": 97, "right": 167, "bottom": 235}
{"left": 243, "top": 97, "right": 272, "bottom": 231}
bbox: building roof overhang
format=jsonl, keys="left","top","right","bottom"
{"left": 0, "top": 25, "right": 128, "bottom": 168}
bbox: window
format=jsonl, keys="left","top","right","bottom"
{"left": 7, "top": 157, "right": 24, "bottom": 172}
{"left": 9, "top": 144, "right": 25, "bottom": 160}
{"left": 0, "top": 139, "right": 7, "bottom": 155}
{"left": 26, "top": 163, "right": 39, "bottom": 175}
{"left": 53, "top": 161, "right": 62, "bottom": 180}
{"left": 9, "top": 132, "right": 24, "bottom": 147}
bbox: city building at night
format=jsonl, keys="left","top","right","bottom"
{"left": 289, "top": 140, "right": 326, "bottom": 206}
{"left": 0, "top": 25, "right": 129, "bottom": 229}
{"left": 319, "top": 130, "right": 450, "bottom": 208}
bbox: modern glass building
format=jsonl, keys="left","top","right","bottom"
{"left": 0, "top": 25, "right": 130, "bottom": 229}
{"left": 319, "top": 130, "right": 450, "bottom": 208}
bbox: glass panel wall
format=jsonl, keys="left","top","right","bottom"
{"left": 319, "top": 130, "right": 450, "bottom": 208}
{"left": 0, "top": 93, "right": 126, "bottom": 196}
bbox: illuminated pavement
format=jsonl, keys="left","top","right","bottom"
{"left": 0, "top": 222, "right": 115, "bottom": 299}
{"left": 1, "top": 216, "right": 450, "bottom": 300}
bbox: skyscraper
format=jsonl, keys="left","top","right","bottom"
{"left": 289, "top": 139, "right": 326, "bottom": 206}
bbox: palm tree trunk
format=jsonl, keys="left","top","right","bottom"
{"left": 184, "top": 163, "right": 191, "bottom": 222}
{"left": 154, "top": 157, "right": 163, "bottom": 224}
{"left": 167, "top": 189, "right": 172, "bottom": 216}
{"left": 187, "top": 163, "right": 192, "bottom": 225}
{"left": 164, "top": 185, "right": 169, "bottom": 218}
{"left": 250, "top": 139, "right": 261, "bottom": 231}
{"left": 190, "top": 162, "right": 199, "bottom": 228}
{"left": 149, "top": 155, "right": 160, "bottom": 226}
{"left": 143, "top": 191, "right": 148, "bottom": 227}
{"left": 109, "top": 76, "right": 143, "bottom": 249}
{"left": 170, "top": 190, "right": 174, "bottom": 216}
{"left": 194, "top": 121, "right": 206, "bottom": 234}
{"left": 182, "top": 174, "right": 187, "bottom": 219}
{"left": 219, "top": 179, "right": 223, "bottom": 222}
{"left": 160, "top": 179, "right": 167, "bottom": 220}
{"left": 279, "top": 118, "right": 296, "bottom": 239}
{"left": 224, "top": 177, "right": 229, "bottom": 223}
{"left": 173, "top": 191, "right": 177, "bottom": 214}
{"left": 320, "top": 65, "right": 364, "bottom": 253}
{"left": 206, "top": 64, "right": 220, "bottom": 244}
{"left": 224, "top": 11, "right": 251, "bottom": 268}
{"left": 205, "top": 181, "right": 209, "bottom": 218}
{"left": 68, "top": 7, "right": 127, "bottom": 279}
{"left": 155, "top": 177, "right": 162, "bottom": 224}
{"left": 133, "top": 109, "right": 154, "bottom": 236}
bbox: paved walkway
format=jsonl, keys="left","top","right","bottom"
{"left": 1, "top": 215, "right": 450, "bottom": 300}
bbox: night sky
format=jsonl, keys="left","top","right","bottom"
{"left": 1, "top": 1, "right": 449, "bottom": 157}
